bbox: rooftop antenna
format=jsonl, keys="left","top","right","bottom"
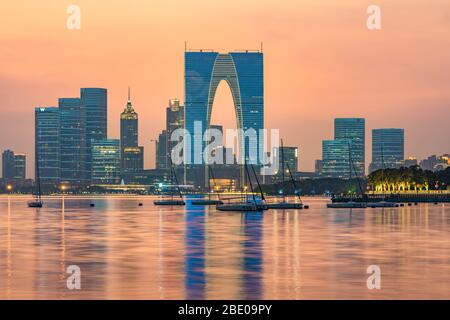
{"left": 128, "top": 86, "right": 131, "bottom": 102}
{"left": 261, "top": 42, "right": 263, "bottom": 53}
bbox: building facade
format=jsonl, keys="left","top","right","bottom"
{"left": 120, "top": 89, "right": 144, "bottom": 177}
{"left": 281, "top": 146, "right": 298, "bottom": 173}
{"left": 59, "top": 97, "right": 89, "bottom": 186}
{"left": 322, "top": 140, "right": 351, "bottom": 178}
{"left": 156, "top": 130, "right": 168, "bottom": 170}
{"left": 91, "top": 139, "right": 120, "bottom": 185}
{"left": 14, "top": 154, "right": 26, "bottom": 179}
{"left": 404, "top": 157, "right": 418, "bottom": 168}
{"left": 35, "top": 107, "right": 60, "bottom": 187}
{"left": 81, "top": 88, "right": 107, "bottom": 181}
{"left": 334, "top": 118, "right": 365, "bottom": 177}
{"left": 185, "top": 50, "right": 264, "bottom": 186}
{"left": 2, "top": 150, "right": 16, "bottom": 179}
{"left": 370, "top": 128, "right": 404, "bottom": 173}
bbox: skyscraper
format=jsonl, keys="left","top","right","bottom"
{"left": 156, "top": 130, "right": 168, "bottom": 170}
{"left": 35, "top": 107, "right": 60, "bottom": 187}
{"left": 280, "top": 146, "right": 298, "bottom": 173}
{"left": 2, "top": 150, "right": 15, "bottom": 179}
{"left": 59, "top": 97, "right": 89, "bottom": 186}
{"left": 185, "top": 50, "right": 264, "bottom": 186}
{"left": 81, "top": 88, "right": 107, "bottom": 181}
{"left": 166, "top": 99, "right": 185, "bottom": 165}
{"left": 322, "top": 140, "right": 351, "bottom": 178}
{"left": 91, "top": 139, "right": 120, "bottom": 185}
{"left": 334, "top": 118, "right": 365, "bottom": 177}
{"left": 14, "top": 154, "right": 26, "bottom": 179}
{"left": 370, "top": 128, "right": 404, "bottom": 172}
{"left": 120, "top": 88, "right": 143, "bottom": 177}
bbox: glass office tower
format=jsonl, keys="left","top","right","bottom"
{"left": 185, "top": 50, "right": 264, "bottom": 186}
{"left": 322, "top": 140, "right": 351, "bottom": 178}
{"left": 14, "top": 154, "right": 26, "bottom": 179}
{"left": 35, "top": 107, "right": 60, "bottom": 187}
{"left": 2, "top": 150, "right": 15, "bottom": 179}
{"left": 370, "top": 128, "right": 404, "bottom": 172}
{"left": 120, "top": 90, "right": 144, "bottom": 177}
{"left": 81, "top": 88, "right": 107, "bottom": 181}
{"left": 91, "top": 139, "right": 120, "bottom": 185}
{"left": 334, "top": 118, "right": 365, "bottom": 177}
{"left": 59, "top": 98, "right": 89, "bottom": 186}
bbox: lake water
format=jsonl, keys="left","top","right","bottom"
{"left": 0, "top": 196, "right": 449, "bottom": 299}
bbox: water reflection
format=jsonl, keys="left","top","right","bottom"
{"left": 185, "top": 200, "right": 206, "bottom": 299}
{"left": 0, "top": 196, "right": 449, "bottom": 299}
{"left": 241, "top": 213, "right": 263, "bottom": 299}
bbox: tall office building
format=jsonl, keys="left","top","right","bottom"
{"left": 315, "top": 160, "right": 323, "bottom": 175}
{"left": 122, "top": 147, "right": 144, "bottom": 174}
{"left": 334, "top": 118, "right": 365, "bottom": 177}
{"left": 370, "top": 128, "right": 404, "bottom": 172}
{"left": 59, "top": 98, "right": 89, "bottom": 186}
{"left": 280, "top": 146, "right": 298, "bottom": 173}
{"left": 91, "top": 139, "right": 120, "bottom": 185}
{"left": 185, "top": 50, "right": 264, "bottom": 186}
{"left": 81, "top": 88, "right": 107, "bottom": 181}
{"left": 120, "top": 88, "right": 144, "bottom": 177}
{"left": 2, "top": 150, "right": 15, "bottom": 179}
{"left": 14, "top": 154, "right": 26, "bottom": 179}
{"left": 35, "top": 107, "right": 60, "bottom": 187}
{"left": 165, "top": 99, "right": 184, "bottom": 166}
{"left": 322, "top": 140, "right": 351, "bottom": 178}
{"left": 156, "top": 130, "right": 168, "bottom": 169}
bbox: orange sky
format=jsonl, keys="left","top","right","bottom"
{"left": 1, "top": 0, "right": 450, "bottom": 177}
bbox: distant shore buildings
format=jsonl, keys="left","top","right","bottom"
{"left": 369, "top": 128, "right": 404, "bottom": 173}
{"left": 322, "top": 118, "right": 365, "bottom": 178}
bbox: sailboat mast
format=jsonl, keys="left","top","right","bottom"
{"left": 245, "top": 160, "right": 257, "bottom": 205}
{"left": 348, "top": 142, "right": 364, "bottom": 196}
{"left": 251, "top": 164, "right": 265, "bottom": 201}
{"left": 209, "top": 165, "right": 221, "bottom": 201}
{"left": 169, "top": 158, "right": 183, "bottom": 201}
{"left": 286, "top": 162, "right": 303, "bottom": 204}
{"left": 281, "top": 139, "right": 285, "bottom": 201}
{"left": 36, "top": 146, "right": 42, "bottom": 201}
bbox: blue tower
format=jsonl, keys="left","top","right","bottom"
{"left": 184, "top": 50, "right": 264, "bottom": 186}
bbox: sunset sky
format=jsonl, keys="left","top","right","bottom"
{"left": 1, "top": 0, "right": 450, "bottom": 177}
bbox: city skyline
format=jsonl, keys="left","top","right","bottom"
{"left": 1, "top": 1, "right": 450, "bottom": 177}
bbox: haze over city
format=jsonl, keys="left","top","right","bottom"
{"left": 1, "top": 0, "right": 450, "bottom": 177}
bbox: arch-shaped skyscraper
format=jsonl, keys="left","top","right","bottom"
{"left": 184, "top": 51, "right": 264, "bottom": 186}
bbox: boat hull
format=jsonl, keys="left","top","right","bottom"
{"left": 367, "top": 201, "right": 397, "bottom": 208}
{"left": 327, "top": 202, "right": 367, "bottom": 208}
{"left": 154, "top": 200, "right": 185, "bottom": 206}
{"left": 28, "top": 201, "right": 43, "bottom": 208}
{"left": 216, "top": 204, "right": 263, "bottom": 212}
{"left": 192, "top": 200, "right": 224, "bottom": 205}
{"left": 267, "top": 202, "right": 303, "bottom": 209}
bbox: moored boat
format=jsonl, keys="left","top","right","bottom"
{"left": 154, "top": 159, "right": 185, "bottom": 206}
{"left": 267, "top": 202, "right": 303, "bottom": 209}
{"left": 327, "top": 201, "right": 367, "bottom": 208}
{"left": 192, "top": 199, "right": 223, "bottom": 205}
{"left": 366, "top": 201, "right": 397, "bottom": 208}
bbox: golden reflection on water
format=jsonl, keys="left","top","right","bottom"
{"left": 0, "top": 196, "right": 449, "bottom": 299}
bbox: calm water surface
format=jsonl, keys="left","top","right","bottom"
{"left": 0, "top": 196, "right": 449, "bottom": 299}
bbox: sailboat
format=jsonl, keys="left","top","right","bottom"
{"left": 366, "top": 142, "right": 397, "bottom": 208}
{"left": 267, "top": 139, "right": 304, "bottom": 209}
{"left": 192, "top": 165, "right": 223, "bottom": 205}
{"left": 216, "top": 160, "right": 265, "bottom": 212}
{"left": 28, "top": 151, "right": 43, "bottom": 208}
{"left": 154, "top": 159, "right": 185, "bottom": 206}
{"left": 327, "top": 142, "right": 367, "bottom": 209}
